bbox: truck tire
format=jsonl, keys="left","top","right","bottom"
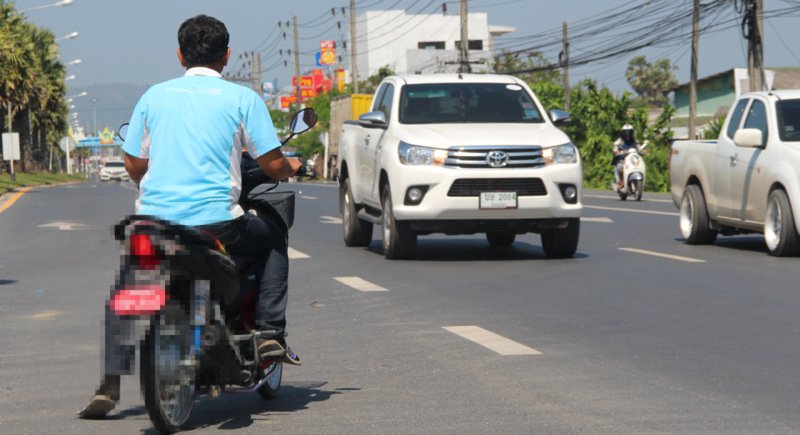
{"left": 340, "top": 178, "right": 373, "bottom": 247}
{"left": 679, "top": 184, "right": 717, "bottom": 245}
{"left": 541, "top": 218, "right": 579, "bottom": 259}
{"left": 486, "top": 231, "right": 516, "bottom": 247}
{"left": 382, "top": 184, "right": 416, "bottom": 259}
{"left": 764, "top": 189, "right": 800, "bottom": 257}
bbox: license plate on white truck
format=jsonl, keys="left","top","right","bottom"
{"left": 479, "top": 192, "right": 518, "bottom": 209}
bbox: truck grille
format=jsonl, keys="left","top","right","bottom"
{"left": 444, "top": 146, "right": 545, "bottom": 169}
{"left": 447, "top": 178, "right": 547, "bottom": 197}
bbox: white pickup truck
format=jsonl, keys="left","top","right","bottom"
{"left": 337, "top": 74, "right": 583, "bottom": 259}
{"left": 670, "top": 90, "right": 800, "bottom": 256}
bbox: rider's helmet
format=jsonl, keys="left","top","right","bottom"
{"left": 621, "top": 124, "right": 635, "bottom": 142}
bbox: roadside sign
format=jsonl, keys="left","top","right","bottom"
{"left": 2, "top": 133, "right": 20, "bottom": 161}
{"left": 59, "top": 136, "right": 77, "bottom": 153}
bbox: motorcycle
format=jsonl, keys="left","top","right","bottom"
{"left": 613, "top": 141, "right": 647, "bottom": 201}
{"left": 110, "top": 108, "right": 316, "bottom": 433}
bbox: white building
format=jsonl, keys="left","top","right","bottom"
{"left": 353, "top": 10, "right": 515, "bottom": 78}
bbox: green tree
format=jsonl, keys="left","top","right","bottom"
{"left": 492, "top": 50, "right": 561, "bottom": 85}
{"left": 0, "top": 3, "right": 68, "bottom": 172}
{"left": 625, "top": 56, "right": 678, "bottom": 107}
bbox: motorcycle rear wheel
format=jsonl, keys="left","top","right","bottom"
{"left": 141, "top": 301, "right": 195, "bottom": 433}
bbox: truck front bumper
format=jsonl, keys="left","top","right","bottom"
{"left": 389, "top": 164, "right": 582, "bottom": 229}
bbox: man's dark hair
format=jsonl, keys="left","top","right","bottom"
{"left": 178, "top": 15, "right": 229, "bottom": 67}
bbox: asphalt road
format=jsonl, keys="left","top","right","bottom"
{"left": 2, "top": 181, "right": 800, "bottom": 434}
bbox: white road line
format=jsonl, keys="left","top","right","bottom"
{"left": 301, "top": 195, "right": 318, "bottom": 200}
{"left": 443, "top": 326, "right": 541, "bottom": 356}
{"left": 618, "top": 247, "right": 706, "bottom": 263}
{"left": 584, "top": 194, "right": 674, "bottom": 203}
{"left": 584, "top": 205, "right": 679, "bottom": 217}
{"left": 333, "top": 276, "right": 389, "bottom": 292}
{"left": 28, "top": 310, "right": 63, "bottom": 320}
{"left": 321, "top": 215, "right": 343, "bottom": 224}
{"left": 581, "top": 216, "right": 614, "bottom": 223}
{"left": 288, "top": 247, "right": 310, "bottom": 259}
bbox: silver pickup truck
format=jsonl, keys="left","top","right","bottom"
{"left": 670, "top": 90, "right": 800, "bottom": 256}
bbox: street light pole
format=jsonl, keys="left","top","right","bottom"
{"left": 19, "top": 0, "right": 74, "bottom": 13}
{"left": 7, "top": 105, "right": 16, "bottom": 182}
{"left": 91, "top": 98, "right": 97, "bottom": 136}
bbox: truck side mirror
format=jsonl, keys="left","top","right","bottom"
{"left": 733, "top": 128, "right": 764, "bottom": 148}
{"left": 358, "top": 111, "right": 388, "bottom": 128}
{"left": 550, "top": 109, "right": 571, "bottom": 127}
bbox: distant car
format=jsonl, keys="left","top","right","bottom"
{"left": 99, "top": 160, "right": 129, "bottom": 181}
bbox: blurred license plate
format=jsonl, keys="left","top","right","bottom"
{"left": 479, "top": 192, "right": 517, "bottom": 209}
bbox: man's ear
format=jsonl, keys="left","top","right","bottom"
{"left": 223, "top": 48, "right": 231, "bottom": 67}
{"left": 177, "top": 48, "right": 188, "bottom": 68}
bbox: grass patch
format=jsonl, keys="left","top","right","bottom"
{"left": 0, "top": 172, "right": 87, "bottom": 194}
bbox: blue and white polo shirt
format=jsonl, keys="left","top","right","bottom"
{"left": 122, "top": 67, "right": 281, "bottom": 226}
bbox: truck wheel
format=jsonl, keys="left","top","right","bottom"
{"left": 764, "top": 189, "right": 800, "bottom": 257}
{"left": 382, "top": 184, "right": 416, "bottom": 259}
{"left": 486, "top": 231, "right": 516, "bottom": 247}
{"left": 541, "top": 218, "right": 579, "bottom": 259}
{"left": 679, "top": 184, "right": 717, "bottom": 244}
{"left": 340, "top": 178, "right": 373, "bottom": 247}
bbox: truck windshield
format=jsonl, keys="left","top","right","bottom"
{"left": 399, "top": 83, "right": 544, "bottom": 124}
{"left": 776, "top": 99, "right": 800, "bottom": 142}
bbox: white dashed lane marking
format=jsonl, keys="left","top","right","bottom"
{"left": 288, "top": 247, "right": 310, "bottom": 259}
{"left": 443, "top": 326, "right": 541, "bottom": 356}
{"left": 584, "top": 193, "right": 674, "bottom": 203}
{"left": 334, "top": 276, "right": 389, "bottom": 292}
{"left": 301, "top": 195, "right": 318, "bottom": 200}
{"left": 320, "top": 215, "right": 343, "bottom": 224}
{"left": 618, "top": 247, "right": 706, "bottom": 263}
{"left": 584, "top": 205, "right": 679, "bottom": 217}
{"left": 581, "top": 216, "right": 614, "bottom": 223}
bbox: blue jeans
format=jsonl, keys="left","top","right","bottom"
{"left": 197, "top": 213, "right": 289, "bottom": 336}
{"left": 104, "top": 213, "right": 288, "bottom": 375}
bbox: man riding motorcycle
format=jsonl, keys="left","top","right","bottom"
{"left": 612, "top": 124, "right": 646, "bottom": 190}
{"left": 79, "top": 14, "right": 304, "bottom": 419}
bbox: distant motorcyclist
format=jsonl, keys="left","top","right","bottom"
{"left": 612, "top": 124, "right": 645, "bottom": 190}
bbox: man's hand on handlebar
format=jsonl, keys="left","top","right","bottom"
{"left": 287, "top": 157, "right": 303, "bottom": 177}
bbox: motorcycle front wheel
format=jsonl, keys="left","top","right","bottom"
{"left": 141, "top": 301, "right": 195, "bottom": 433}
{"left": 631, "top": 179, "right": 643, "bottom": 201}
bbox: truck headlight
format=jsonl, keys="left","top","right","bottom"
{"left": 398, "top": 142, "right": 447, "bottom": 166}
{"left": 542, "top": 143, "right": 578, "bottom": 165}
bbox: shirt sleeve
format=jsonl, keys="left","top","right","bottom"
{"left": 240, "top": 92, "right": 281, "bottom": 158}
{"left": 122, "top": 92, "right": 150, "bottom": 159}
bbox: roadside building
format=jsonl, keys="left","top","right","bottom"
{"left": 672, "top": 67, "right": 800, "bottom": 119}
{"left": 352, "top": 10, "right": 515, "bottom": 78}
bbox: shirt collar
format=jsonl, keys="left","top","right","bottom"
{"left": 184, "top": 67, "right": 223, "bottom": 78}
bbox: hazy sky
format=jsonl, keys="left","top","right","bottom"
{"left": 17, "top": 0, "right": 800, "bottom": 96}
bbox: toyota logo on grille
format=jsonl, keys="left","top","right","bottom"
{"left": 486, "top": 150, "right": 510, "bottom": 168}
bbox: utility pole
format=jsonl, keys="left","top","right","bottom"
{"left": 257, "top": 52, "right": 263, "bottom": 96}
{"left": 561, "top": 21, "right": 570, "bottom": 111}
{"left": 746, "top": 0, "right": 765, "bottom": 91}
{"left": 349, "top": 0, "right": 359, "bottom": 93}
{"left": 293, "top": 16, "right": 301, "bottom": 106}
{"left": 689, "top": 0, "right": 699, "bottom": 139}
{"left": 459, "top": 0, "right": 470, "bottom": 73}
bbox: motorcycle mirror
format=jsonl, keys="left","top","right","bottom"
{"left": 289, "top": 108, "right": 317, "bottom": 134}
{"left": 117, "top": 123, "right": 129, "bottom": 141}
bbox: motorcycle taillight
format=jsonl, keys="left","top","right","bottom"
{"left": 130, "top": 233, "right": 161, "bottom": 270}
